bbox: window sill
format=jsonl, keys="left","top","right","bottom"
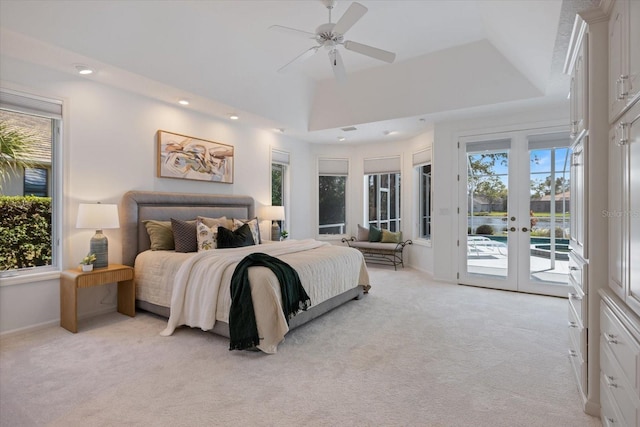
{"left": 0, "top": 269, "right": 61, "bottom": 287}
{"left": 411, "top": 238, "right": 432, "bottom": 248}
{"left": 316, "top": 234, "right": 349, "bottom": 242}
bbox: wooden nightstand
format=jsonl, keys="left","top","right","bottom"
{"left": 60, "top": 264, "right": 135, "bottom": 333}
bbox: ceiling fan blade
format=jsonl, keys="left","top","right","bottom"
{"left": 329, "top": 49, "right": 348, "bottom": 85}
{"left": 344, "top": 40, "right": 396, "bottom": 63}
{"left": 269, "top": 25, "right": 316, "bottom": 39}
{"left": 332, "top": 2, "right": 367, "bottom": 36}
{"left": 278, "top": 46, "right": 319, "bottom": 73}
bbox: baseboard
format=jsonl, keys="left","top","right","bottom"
{"left": 0, "top": 305, "right": 117, "bottom": 339}
{"left": 0, "top": 318, "right": 59, "bottom": 339}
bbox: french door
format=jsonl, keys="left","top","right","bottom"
{"left": 458, "top": 130, "right": 571, "bottom": 297}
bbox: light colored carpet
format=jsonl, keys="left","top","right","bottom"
{"left": 0, "top": 266, "right": 601, "bottom": 427}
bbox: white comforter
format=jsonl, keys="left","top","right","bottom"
{"left": 148, "top": 239, "right": 368, "bottom": 353}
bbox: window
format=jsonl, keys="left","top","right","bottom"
{"left": 0, "top": 89, "right": 61, "bottom": 275}
{"left": 318, "top": 158, "right": 348, "bottom": 235}
{"left": 271, "top": 149, "right": 289, "bottom": 233}
{"left": 364, "top": 156, "right": 401, "bottom": 232}
{"left": 413, "top": 148, "right": 432, "bottom": 240}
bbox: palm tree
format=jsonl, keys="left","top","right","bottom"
{"left": 0, "top": 121, "right": 36, "bottom": 192}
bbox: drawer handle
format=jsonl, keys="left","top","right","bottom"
{"left": 605, "top": 374, "right": 618, "bottom": 388}
{"left": 568, "top": 350, "right": 578, "bottom": 357}
{"left": 568, "top": 321, "right": 579, "bottom": 328}
{"left": 569, "top": 266, "right": 578, "bottom": 271}
{"left": 569, "top": 293, "right": 582, "bottom": 301}
{"left": 605, "top": 333, "right": 618, "bottom": 345}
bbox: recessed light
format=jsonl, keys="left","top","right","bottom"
{"left": 178, "top": 99, "right": 189, "bottom": 106}
{"left": 75, "top": 65, "right": 94, "bottom": 75}
{"left": 337, "top": 136, "right": 346, "bottom": 141}
{"left": 229, "top": 114, "right": 239, "bottom": 120}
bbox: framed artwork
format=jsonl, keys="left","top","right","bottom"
{"left": 157, "top": 130, "right": 234, "bottom": 183}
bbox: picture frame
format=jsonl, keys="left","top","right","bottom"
{"left": 157, "top": 130, "right": 234, "bottom": 183}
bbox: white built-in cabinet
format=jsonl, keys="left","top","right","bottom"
{"left": 570, "top": 30, "right": 589, "bottom": 140}
{"left": 599, "top": 0, "right": 640, "bottom": 424}
{"left": 566, "top": 11, "right": 609, "bottom": 415}
{"left": 608, "top": 0, "right": 640, "bottom": 123}
{"left": 608, "top": 101, "right": 640, "bottom": 315}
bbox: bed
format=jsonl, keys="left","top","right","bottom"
{"left": 120, "top": 190, "right": 370, "bottom": 353}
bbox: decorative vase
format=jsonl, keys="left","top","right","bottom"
{"left": 81, "top": 264, "right": 94, "bottom": 272}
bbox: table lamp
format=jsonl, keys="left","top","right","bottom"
{"left": 262, "top": 205, "right": 285, "bottom": 241}
{"left": 76, "top": 202, "right": 120, "bottom": 268}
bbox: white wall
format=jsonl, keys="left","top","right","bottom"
{"left": 0, "top": 55, "right": 314, "bottom": 334}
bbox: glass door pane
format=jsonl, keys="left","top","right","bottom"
{"left": 528, "top": 146, "right": 571, "bottom": 286}
{"left": 466, "top": 146, "right": 510, "bottom": 280}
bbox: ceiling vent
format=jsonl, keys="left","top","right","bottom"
{"left": 341, "top": 126, "right": 357, "bottom": 132}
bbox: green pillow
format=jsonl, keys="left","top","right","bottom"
{"left": 143, "top": 220, "right": 175, "bottom": 251}
{"left": 381, "top": 229, "right": 402, "bottom": 243}
{"left": 368, "top": 225, "right": 382, "bottom": 242}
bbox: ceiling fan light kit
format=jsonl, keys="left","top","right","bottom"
{"left": 272, "top": 1, "right": 396, "bottom": 82}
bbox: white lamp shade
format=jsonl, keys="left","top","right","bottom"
{"left": 261, "top": 205, "right": 285, "bottom": 221}
{"left": 76, "top": 203, "right": 120, "bottom": 229}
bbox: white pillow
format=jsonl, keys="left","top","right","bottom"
{"left": 196, "top": 217, "right": 228, "bottom": 251}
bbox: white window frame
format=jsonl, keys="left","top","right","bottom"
{"left": 0, "top": 88, "right": 63, "bottom": 284}
{"left": 413, "top": 147, "right": 432, "bottom": 245}
{"left": 270, "top": 148, "right": 290, "bottom": 233}
{"left": 363, "top": 156, "right": 402, "bottom": 232}
{"left": 317, "top": 157, "right": 349, "bottom": 239}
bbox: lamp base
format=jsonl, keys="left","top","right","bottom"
{"left": 90, "top": 230, "right": 108, "bottom": 268}
{"left": 271, "top": 221, "right": 281, "bottom": 242}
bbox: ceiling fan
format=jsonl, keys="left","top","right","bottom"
{"left": 270, "top": 0, "right": 396, "bottom": 83}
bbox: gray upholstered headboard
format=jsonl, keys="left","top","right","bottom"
{"left": 119, "top": 190, "right": 255, "bottom": 267}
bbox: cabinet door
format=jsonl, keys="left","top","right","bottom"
{"left": 609, "top": 126, "right": 625, "bottom": 299}
{"left": 571, "top": 35, "right": 588, "bottom": 138}
{"left": 609, "top": 0, "right": 627, "bottom": 122}
{"left": 628, "top": 0, "right": 640, "bottom": 102}
{"left": 627, "top": 107, "right": 640, "bottom": 314}
{"left": 570, "top": 136, "right": 587, "bottom": 259}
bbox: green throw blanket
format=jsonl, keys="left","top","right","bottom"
{"left": 229, "top": 252, "right": 311, "bottom": 351}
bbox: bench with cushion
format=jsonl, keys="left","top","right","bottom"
{"left": 341, "top": 224, "right": 412, "bottom": 270}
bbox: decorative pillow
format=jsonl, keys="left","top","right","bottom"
{"left": 368, "top": 225, "right": 382, "bottom": 242}
{"left": 356, "top": 224, "right": 369, "bottom": 241}
{"left": 171, "top": 218, "right": 198, "bottom": 253}
{"left": 196, "top": 217, "right": 228, "bottom": 251}
{"left": 381, "top": 229, "right": 402, "bottom": 243}
{"left": 197, "top": 215, "right": 233, "bottom": 230}
{"left": 143, "top": 220, "right": 174, "bottom": 250}
{"left": 233, "top": 218, "right": 261, "bottom": 244}
{"left": 217, "top": 224, "right": 255, "bottom": 248}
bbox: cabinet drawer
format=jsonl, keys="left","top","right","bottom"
{"left": 601, "top": 374, "right": 626, "bottom": 427}
{"left": 601, "top": 302, "right": 640, "bottom": 399}
{"left": 569, "top": 284, "right": 587, "bottom": 327}
{"left": 569, "top": 303, "right": 586, "bottom": 362}
{"left": 601, "top": 344, "right": 640, "bottom": 427}
{"left": 569, "top": 343, "right": 587, "bottom": 398}
{"left": 568, "top": 251, "right": 586, "bottom": 292}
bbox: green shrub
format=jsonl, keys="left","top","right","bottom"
{"left": 0, "top": 196, "right": 52, "bottom": 270}
{"left": 475, "top": 224, "right": 494, "bottom": 235}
